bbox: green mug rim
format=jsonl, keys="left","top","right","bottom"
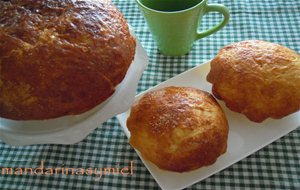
{"left": 135, "top": 0, "right": 207, "bottom": 14}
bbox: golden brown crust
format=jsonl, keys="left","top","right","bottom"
{"left": 0, "top": 0, "right": 136, "bottom": 120}
{"left": 127, "top": 87, "right": 229, "bottom": 172}
{"left": 207, "top": 40, "right": 300, "bottom": 122}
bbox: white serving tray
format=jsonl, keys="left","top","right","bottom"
{"left": 116, "top": 60, "right": 300, "bottom": 190}
{"left": 0, "top": 31, "right": 148, "bottom": 146}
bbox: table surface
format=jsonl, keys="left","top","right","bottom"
{"left": 0, "top": 0, "right": 299, "bottom": 189}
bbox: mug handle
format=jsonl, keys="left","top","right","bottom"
{"left": 196, "top": 4, "right": 230, "bottom": 39}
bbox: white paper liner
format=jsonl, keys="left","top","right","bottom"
{"left": 0, "top": 31, "right": 148, "bottom": 146}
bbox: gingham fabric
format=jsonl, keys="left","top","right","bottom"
{"left": 0, "top": 0, "right": 299, "bottom": 189}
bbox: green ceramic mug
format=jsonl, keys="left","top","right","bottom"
{"left": 136, "top": 0, "right": 230, "bottom": 56}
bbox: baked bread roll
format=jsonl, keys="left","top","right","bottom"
{"left": 207, "top": 40, "right": 300, "bottom": 122}
{"left": 0, "top": 0, "right": 136, "bottom": 120}
{"left": 127, "top": 87, "right": 229, "bottom": 172}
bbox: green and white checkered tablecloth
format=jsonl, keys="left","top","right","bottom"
{"left": 0, "top": 0, "right": 299, "bottom": 189}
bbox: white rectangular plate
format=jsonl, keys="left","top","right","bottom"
{"left": 116, "top": 61, "right": 300, "bottom": 190}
